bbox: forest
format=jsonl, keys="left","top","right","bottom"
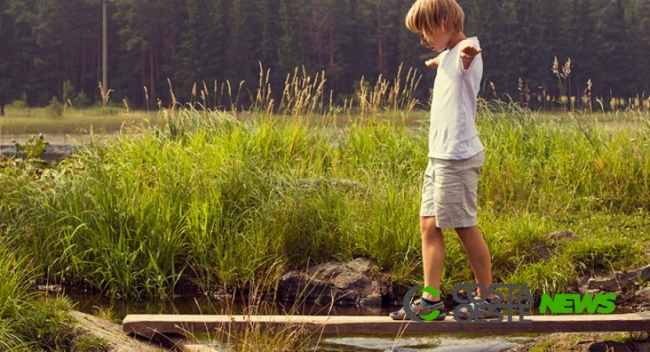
{"left": 0, "top": 0, "right": 649, "bottom": 113}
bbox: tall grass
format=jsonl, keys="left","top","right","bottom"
{"left": 479, "top": 111, "right": 650, "bottom": 215}
{"left": 2, "top": 104, "right": 649, "bottom": 302}
{"left": 179, "top": 266, "right": 322, "bottom": 351}
{"left": 177, "top": 62, "right": 422, "bottom": 121}
{"left": 0, "top": 248, "right": 31, "bottom": 351}
{"left": 2, "top": 111, "right": 425, "bottom": 298}
{"left": 0, "top": 245, "right": 80, "bottom": 351}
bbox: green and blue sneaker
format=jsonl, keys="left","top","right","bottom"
{"left": 455, "top": 298, "right": 502, "bottom": 320}
{"left": 389, "top": 298, "right": 446, "bottom": 321}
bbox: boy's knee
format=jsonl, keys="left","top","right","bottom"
{"left": 455, "top": 226, "right": 481, "bottom": 237}
{"left": 420, "top": 216, "right": 441, "bottom": 237}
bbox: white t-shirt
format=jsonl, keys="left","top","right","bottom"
{"left": 428, "top": 37, "right": 483, "bottom": 160}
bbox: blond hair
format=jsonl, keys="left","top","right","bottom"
{"left": 405, "top": 0, "right": 464, "bottom": 35}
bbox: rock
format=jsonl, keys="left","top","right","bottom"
{"left": 531, "top": 242, "right": 553, "bottom": 261}
{"left": 344, "top": 257, "right": 372, "bottom": 273}
{"left": 641, "top": 265, "right": 650, "bottom": 282}
{"left": 69, "top": 310, "right": 165, "bottom": 352}
{"left": 586, "top": 278, "right": 625, "bottom": 293}
{"left": 636, "top": 287, "right": 650, "bottom": 303}
{"left": 276, "top": 258, "right": 389, "bottom": 307}
{"left": 586, "top": 264, "right": 650, "bottom": 293}
{"left": 531, "top": 231, "right": 580, "bottom": 261}
{"left": 587, "top": 341, "right": 631, "bottom": 352}
{"left": 37, "top": 284, "right": 63, "bottom": 293}
{"left": 508, "top": 333, "right": 650, "bottom": 352}
{"left": 586, "top": 341, "right": 650, "bottom": 352}
{"left": 546, "top": 230, "right": 580, "bottom": 241}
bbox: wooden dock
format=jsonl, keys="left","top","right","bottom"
{"left": 123, "top": 312, "right": 650, "bottom": 338}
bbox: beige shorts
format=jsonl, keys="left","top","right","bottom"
{"left": 420, "top": 151, "right": 485, "bottom": 228}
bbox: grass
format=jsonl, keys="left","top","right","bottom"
{"left": 0, "top": 244, "right": 107, "bottom": 351}
{"left": 0, "top": 105, "right": 155, "bottom": 135}
{"left": 0, "top": 66, "right": 649, "bottom": 350}
{"left": 1, "top": 105, "right": 649, "bottom": 303}
{"left": 184, "top": 274, "right": 320, "bottom": 352}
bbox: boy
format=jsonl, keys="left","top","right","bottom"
{"left": 390, "top": 0, "right": 497, "bottom": 320}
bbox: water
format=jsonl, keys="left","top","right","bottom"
{"left": 316, "top": 335, "right": 533, "bottom": 351}
{"left": 65, "top": 291, "right": 538, "bottom": 351}
{"left": 65, "top": 290, "right": 388, "bottom": 317}
{"left": 202, "top": 335, "right": 534, "bottom": 352}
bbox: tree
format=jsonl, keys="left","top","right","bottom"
{"left": 0, "top": 1, "right": 20, "bottom": 115}
{"left": 561, "top": 0, "right": 600, "bottom": 108}
{"left": 623, "top": 0, "right": 650, "bottom": 97}
{"left": 2, "top": 0, "right": 649, "bottom": 110}
{"left": 277, "top": 0, "right": 305, "bottom": 76}
{"left": 224, "top": 0, "right": 258, "bottom": 84}
{"left": 597, "top": 0, "right": 634, "bottom": 98}
{"left": 465, "top": 0, "right": 507, "bottom": 96}
{"left": 113, "top": 0, "right": 182, "bottom": 107}
{"left": 175, "top": 0, "right": 224, "bottom": 103}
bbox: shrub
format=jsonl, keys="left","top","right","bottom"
{"left": 46, "top": 97, "right": 64, "bottom": 119}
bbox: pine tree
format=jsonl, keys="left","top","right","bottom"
{"left": 113, "top": 0, "right": 182, "bottom": 106}
{"left": 176, "top": 0, "right": 223, "bottom": 102}
{"left": 225, "top": 0, "right": 257, "bottom": 83}
{"left": 624, "top": 0, "right": 650, "bottom": 96}
{"left": 0, "top": 0, "right": 19, "bottom": 115}
{"left": 465, "top": 0, "right": 507, "bottom": 96}
{"left": 561, "top": 0, "right": 600, "bottom": 107}
{"left": 597, "top": 0, "right": 634, "bottom": 98}
{"left": 277, "top": 0, "right": 304, "bottom": 75}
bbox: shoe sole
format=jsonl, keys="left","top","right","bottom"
{"left": 389, "top": 312, "right": 446, "bottom": 321}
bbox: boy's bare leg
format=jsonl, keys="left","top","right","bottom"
{"left": 455, "top": 226, "right": 495, "bottom": 299}
{"left": 421, "top": 216, "right": 445, "bottom": 301}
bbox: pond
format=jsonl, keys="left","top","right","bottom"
{"left": 65, "top": 291, "right": 539, "bottom": 351}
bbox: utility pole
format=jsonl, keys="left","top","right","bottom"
{"left": 102, "top": 0, "right": 108, "bottom": 104}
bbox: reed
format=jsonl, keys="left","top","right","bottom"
{"left": 1, "top": 104, "right": 649, "bottom": 302}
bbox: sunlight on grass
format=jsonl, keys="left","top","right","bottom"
{"left": 1, "top": 105, "right": 648, "bottom": 302}
{"left": 0, "top": 106, "right": 156, "bottom": 135}
{"left": 0, "top": 103, "right": 648, "bottom": 350}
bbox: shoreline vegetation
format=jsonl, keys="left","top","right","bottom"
{"left": 3, "top": 103, "right": 649, "bottom": 296}
{"left": 1, "top": 96, "right": 649, "bottom": 349}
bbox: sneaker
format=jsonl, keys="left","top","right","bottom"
{"left": 455, "top": 299, "right": 502, "bottom": 320}
{"left": 389, "top": 298, "right": 446, "bottom": 321}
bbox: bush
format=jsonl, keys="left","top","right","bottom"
{"left": 46, "top": 97, "right": 64, "bottom": 119}
{"left": 74, "top": 91, "right": 90, "bottom": 108}
{"left": 10, "top": 99, "right": 26, "bottom": 109}
{"left": 62, "top": 80, "right": 75, "bottom": 104}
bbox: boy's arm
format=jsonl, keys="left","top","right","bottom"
{"left": 425, "top": 56, "right": 442, "bottom": 69}
{"left": 459, "top": 42, "right": 482, "bottom": 70}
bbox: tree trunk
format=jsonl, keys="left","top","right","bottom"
{"left": 377, "top": 9, "right": 386, "bottom": 76}
{"left": 150, "top": 43, "right": 156, "bottom": 106}
{"left": 1, "top": 103, "right": 5, "bottom": 116}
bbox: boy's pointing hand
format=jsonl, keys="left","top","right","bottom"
{"left": 425, "top": 56, "right": 441, "bottom": 69}
{"left": 460, "top": 44, "right": 482, "bottom": 69}
{"left": 460, "top": 45, "right": 482, "bottom": 60}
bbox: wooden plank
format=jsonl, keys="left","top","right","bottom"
{"left": 123, "top": 312, "right": 650, "bottom": 337}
